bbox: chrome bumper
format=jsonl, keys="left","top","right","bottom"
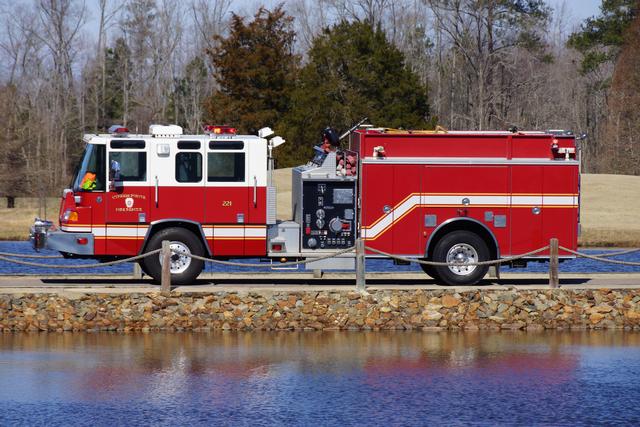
{"left": 29, "top": 218, "right": 94, "bottom": 255}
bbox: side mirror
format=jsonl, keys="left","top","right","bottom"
{"left": 109, "top": 160, "right": 121, "bottom": 191}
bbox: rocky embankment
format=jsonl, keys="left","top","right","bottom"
{"left": 2, "top": 289, "right": 640, "bottom": 332}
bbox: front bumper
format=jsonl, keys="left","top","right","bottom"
{"left": 30, "top": 219, "right": 94, "bottom": 255}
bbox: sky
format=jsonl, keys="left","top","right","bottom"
{"left": 548, "top": 0, "right": 603, "bottom": 26}
{"left": 80, "top": 0, "right": 604, "bottom": 42}
{"left": 83, "top": 0, "right": 604, "bottom": 26}
{"left": 234, "top": 0, "right": 603, "bottom": 25}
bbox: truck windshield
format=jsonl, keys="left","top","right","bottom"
{"left": 72, "top": 144, "right": 106, "bottom": 191}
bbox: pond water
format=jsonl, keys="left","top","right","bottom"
{"left": 1, "top": 241, "right": 639, "bottom": 275}
{"left": 0, "top": 331, "right": 639, "bottom": 425}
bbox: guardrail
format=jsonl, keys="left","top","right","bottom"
{"left": 0, "top": 239, "right": 639, "bottom": 292}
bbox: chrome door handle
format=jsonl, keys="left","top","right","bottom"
{"left": 155, "top": 176, "right": 159, "bottom": 207}
{"left": 253, "top": 176, "right": 257, "bottom": 207}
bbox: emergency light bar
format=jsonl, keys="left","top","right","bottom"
{"left": 204, "top": 125, "right": 237, "bottom": 135}
{"left": 108, "top": 125, "right": 129, "bottom": 134}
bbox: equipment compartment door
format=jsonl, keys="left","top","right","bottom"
{"left": 392, "top": 164, "right": 422, "bottom": 255}
{"left": 422, "top": 165, "right": 510, "bottom": 257}
{"left": 542, "top": 165, "right": 578, "bottom": 255}
{"left": 510, "top": 166, "right": 543, "bottom": 256}
{"left": 361, "top": 164, "right": 394, "bottom": 254}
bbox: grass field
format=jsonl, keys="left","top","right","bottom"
{"left": 1, "top": 173, "right": 638, "bottom": 247}
{"left": 579, "top": 174, "right": 640, "bottom": 247}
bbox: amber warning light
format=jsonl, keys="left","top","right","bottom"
{"left": 204, "top": 125, "right": 237, "bottom": 135}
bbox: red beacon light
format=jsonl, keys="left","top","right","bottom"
{"left": 204, "top": 125, "right": 237, "bottom": 135}
{"left": 108, "top": 125, "right": 129, "bottom": 134}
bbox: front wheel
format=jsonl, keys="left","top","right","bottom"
{"left": 142, "top": 227, "right": 205, "bottom": 285}
{"left": 432, "top": 231, "right": 489, "bottom": 286}
{"left": 419, "top": 261, "right": 440, "bottom": 280}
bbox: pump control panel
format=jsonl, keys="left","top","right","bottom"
{"left": 301, "top": 180, "right": 356, "bottom": 250}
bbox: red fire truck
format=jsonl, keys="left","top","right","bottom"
{"left": 30, "top": 124, "right": 580, "bottom": 285}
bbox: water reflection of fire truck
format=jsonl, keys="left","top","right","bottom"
{"left": 30, "top": 124, "right": 580, "bottom": 285}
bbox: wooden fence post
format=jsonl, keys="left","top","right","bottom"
{"left": 133, "top": 262, "right": 143, "bottom": 279}
{"left": 355, "top": 238, "right": 366, "bottom": 291}
{"left": 161, "top": 240, "right": 171, "bottom": 293}
{"left": 549, "top": 238, "right": 559, "bottom": 288}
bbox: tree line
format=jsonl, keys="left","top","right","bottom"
{"left": 0, "top": 0, "right": 638, "bottom": 200}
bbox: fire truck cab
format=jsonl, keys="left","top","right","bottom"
{"left": 31, "top": 124, "right": 284, "bottom": 284}
{"left": 31, "top": 124, "right": 580, "bottom": 286}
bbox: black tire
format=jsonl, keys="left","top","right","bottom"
{"left": 142, "top": 227, "right": 205, "bottom": 285}
{"left": 419, "top": 261, "right": 440, "bottom": 280}
{"left": 432, "top": 231, "right": 489, "bottom": 286}
{"left": 137, "top": 260, "right": 151, "bottom": 278}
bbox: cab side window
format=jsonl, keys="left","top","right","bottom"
{"left": 207, "top": 152, "right": 245, "bottom": 182}
{"left": 176, "top": 152, "right": 202, "bottom": 183}
{"left": 109, "top": 152, "right": 147, "bottom": 181}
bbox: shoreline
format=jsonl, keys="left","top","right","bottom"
{"left": 2, "top": 285, "right": 640, "bottom": 332}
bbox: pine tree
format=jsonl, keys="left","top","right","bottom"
{"left": 204, "top": 6, "right": 298, "bottom": 135}
{"left": 280, "top": 21, "right": 431, "bottom": 166}
{"left": 568, "top": 0, "right": 638, "bottom": 75}
{"left": 568, "top": 0, "right": 639, "bottom": 174}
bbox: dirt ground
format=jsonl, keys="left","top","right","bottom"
{"left": 1, "top": 173, "right": 638, "bottom": 247}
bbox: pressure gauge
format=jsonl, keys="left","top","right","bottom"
{"left": 329, "top": 218, "right": 343, "bottom": 233}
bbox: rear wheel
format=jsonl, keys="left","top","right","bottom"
{"left": 142, "top": 227, "right": 205, "bottom": 285}
{"left": 432, "top": 231, "right": 489, "bottom": 286}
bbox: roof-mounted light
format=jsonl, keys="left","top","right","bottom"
{"left": 269, "top": 136, "right": 285, "bottom": 148}
{"left": 108, "top": 125, "right": 129, "bottom": 134}
{"left": 258, "top": 127, "right": 274, "bottom": 138}
{"left": 149, "top": 124, "right": 183, "bottom": 137}
{"left": 204, "top": 125, "right": 237, "bottom": 135}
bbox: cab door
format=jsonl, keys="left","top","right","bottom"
{"left": 149, "top": 139, "right": 205, "bottom": 224}
{"left": 205, "top": 140, "right": 249, "bottom": 256}
{"left": 105, "top": 139, "right": 150, "bottom": 255}
{"left": 245, "top": 139, "right": 268, "bottom": 256}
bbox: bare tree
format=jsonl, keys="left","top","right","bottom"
{"left": 190, "top": 0, "right": 231, "bottom": 54}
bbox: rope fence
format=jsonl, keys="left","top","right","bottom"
{"left": 363, "top": 246, "right": 550, "bottom": 267}
{"left": 559, "top": 246, "right": 640, "bottom": 266}
{"left": 0, "top": 251, "right": 63, "bottom": 259}
{"left": 0, "top": 238, "right": 639, "bottom": 291}
{"left": 0, "top": 249, "right": 161, "bottom": 269}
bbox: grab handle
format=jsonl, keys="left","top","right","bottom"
{"left": 253, "top": 176, "right": 257, "bottom": 207}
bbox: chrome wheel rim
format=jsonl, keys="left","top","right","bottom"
{"left": 159, "top": 241, "right": 192, "bottom": 274}
{"left": 446, "top": 243, "right": 478, "bottom": 276}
